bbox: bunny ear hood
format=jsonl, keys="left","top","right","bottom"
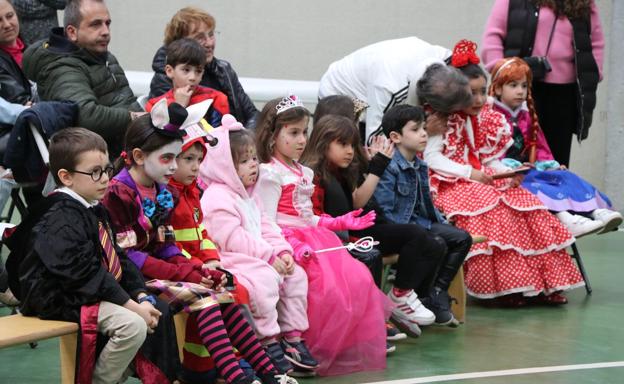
{"left": 199, "top": 114, "right": 249, "bottom": 198}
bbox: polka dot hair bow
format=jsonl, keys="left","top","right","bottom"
{"left": 451, "top": 39, "right": 480, "bottom": 68}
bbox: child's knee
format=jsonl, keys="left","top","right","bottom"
{"left": 424, "top": 234, "right": 448, "bottom": 260}
{"left": 282, "top": 265, "right": 308, "bottom": 297}
{"left": 120, "top": 312, "right": 148, "bottom": 345}
{"left": 251, "top": 289, "right": 280, "bottom": 316}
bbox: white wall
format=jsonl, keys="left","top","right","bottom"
{"left": 104, "top": 0, "right": 616, "bottom": 199}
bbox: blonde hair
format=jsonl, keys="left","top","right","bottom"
{"left": 164, "top": 7, "right": 216, "bottom": 45}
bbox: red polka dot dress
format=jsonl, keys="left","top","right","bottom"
{"left": 425, "top": 105, "right": 584, "bottom": 299}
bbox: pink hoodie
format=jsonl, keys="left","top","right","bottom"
{"left": 199, "top": 116, "right": 310, "bottom": 339}
{"left": 481, "top": 0, "right": 604, "bottom": 83}
{"left": 199, "top": 115, "right": 292, "bottom": 268}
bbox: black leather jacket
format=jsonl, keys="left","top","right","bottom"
{"left": 0, "top": 47, "right": 32, "bottom": 106}
{"left": 149, "top": 45, "right": 258, "bottom": 129}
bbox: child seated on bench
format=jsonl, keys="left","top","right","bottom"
{"left": 5, "top": 128, "right": 173, "bottom": 383}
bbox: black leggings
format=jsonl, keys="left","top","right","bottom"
{"left": 355, "top": 222, "right": 471, "bottom": 294}
{"left": 532, "top": 81, "right": 578, "bottom": 167}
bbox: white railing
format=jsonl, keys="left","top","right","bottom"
{"left": 125, "top": 70, "right": 320, "bottom": 109}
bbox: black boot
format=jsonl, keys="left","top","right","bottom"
{"left": 425, "top": 288, "right": 459, "bottom": 327}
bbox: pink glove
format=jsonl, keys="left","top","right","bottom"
{"left": 290, "top": 242, "right": 315, "bottom": 264}
{"left": 317, "top": 209, "right": 376, "bottom": 231}
{"left": 281, "top": 228, "right": 316, "bottom": 263}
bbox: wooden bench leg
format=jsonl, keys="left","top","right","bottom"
{"left": 59, "top": 333, "right": 77, "bottom": 384}
{"left": 174, "top": 312, "right": 188, "bottom": 363}
{"left": 448, "top": 266, "right": 466, "bottom": 323}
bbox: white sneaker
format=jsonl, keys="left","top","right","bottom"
{"left": 556, "top": 211, "right": 604, "bottom": 238}
{"left": 388, "top": 290, "right": 435, "bottom": 337}
{"left": 591, "top": 209, "right": 623, "bottom": 234}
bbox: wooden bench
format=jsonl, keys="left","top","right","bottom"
{"left": 0, "top": 312, "right": 191, "bottom": 383}
{"left": 0, "top": 314, "right": 78, "bottom": 384}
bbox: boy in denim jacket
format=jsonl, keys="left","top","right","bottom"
{"left": 373, "top": 105, "right": 471, "bottom": 325}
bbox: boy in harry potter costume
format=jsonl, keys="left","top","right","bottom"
{"left": 6, "top": 127, "right": 180, "bottom": 383}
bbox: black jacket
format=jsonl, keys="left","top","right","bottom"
{"left": 6, "top": 193, "right": 146, "bottom": 322}
{"left": 503, "top": 0, "right": 599, "bottom": 140}
{"left": 0, "top": 47, "right": 32, "bottom": 106}
{"left": 3, "top": 100, "right": 78, "bottom": 182}
{"left": 149, "top": 46, "right": 259, "bottom": 129}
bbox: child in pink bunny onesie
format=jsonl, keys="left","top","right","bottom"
{"left": 200, "top": 115, "right": 318, "bottom": 376}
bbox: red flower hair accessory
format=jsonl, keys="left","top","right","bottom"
{"left": 120, "top": 150, "right": 131, "bottom": 165}
{"left": 451, "top": 39, "right": 480, "bottom": 68}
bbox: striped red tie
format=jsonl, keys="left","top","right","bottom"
{"left": 98, "top": 222, "right": 122, "bottom": 281}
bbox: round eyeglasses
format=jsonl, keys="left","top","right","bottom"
{"left": 69, "top": 165, "right": 114, "bottom": 181}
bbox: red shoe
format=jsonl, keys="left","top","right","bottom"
{"left": 540, "top": 292, "right": 568, "bottom": 305}
{"left": 495, "top": 294, "right": 527, "bottom": 308}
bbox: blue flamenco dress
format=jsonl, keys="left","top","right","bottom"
{"left": 493, "top": 100, "right": 612, "bottom": 213}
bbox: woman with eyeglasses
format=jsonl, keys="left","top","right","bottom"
{"left": 148, "top": 7, "right": 259, "bottom": 129}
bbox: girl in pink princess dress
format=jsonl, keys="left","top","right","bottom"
{"left": 252, "top": 95, "right": 390, "bottom": 376}
{"left": 424, "top": 40, "right": 584, "bottom": 306}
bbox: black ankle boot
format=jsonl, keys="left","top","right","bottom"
{"left": 427, "top": 288, "right": 458, "bottom": 327}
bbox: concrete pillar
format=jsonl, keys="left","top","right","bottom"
{"left": 605, "top": 0, "right": 624, "bottom": 210}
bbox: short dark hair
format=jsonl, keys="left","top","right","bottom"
{"left": 381, "top": 105, "right": 425, "bottom": 137}
{"left": 166, "top": 38, "right": 206, "bottom": 68}
{"left": 49, "top": 127, "right": 108, "bottom": 185}
{"left": 457, "top": 63, "right": 487, "bottom": 80}
{"left": 64, "top": 0, "right": 104, "bottom": 28}
{"left": 313, "top": 95, "right": 355, "bottom": 123}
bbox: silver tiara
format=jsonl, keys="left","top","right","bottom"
{"left": 276, "top": 94, "right": 304, "bottom": 115}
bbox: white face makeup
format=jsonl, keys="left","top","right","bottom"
{"left": 144, "top": 141, "right": 183, "bottom": 184}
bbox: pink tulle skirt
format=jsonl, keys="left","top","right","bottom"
{"left": 284, "top": 226, "right": 389, "bottom": 376}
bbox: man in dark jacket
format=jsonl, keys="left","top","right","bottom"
{"left": 22, "top": 0, "right": 141, "bottom": 157}
{"left": 148, "top": 7, "right": 258, "bottom": 129}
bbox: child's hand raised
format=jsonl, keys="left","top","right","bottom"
{"left": 173, "top": 85, "right": 195, "bottom": 107}
{"left": 318, "top": 209, "right": 376, "bottom": 231}
{"left": 366, "top": 136, "right": 394, "bottom": 160}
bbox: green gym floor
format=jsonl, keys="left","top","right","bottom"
{"left": 1, "top": 231, "right": 623, "bottom": 384}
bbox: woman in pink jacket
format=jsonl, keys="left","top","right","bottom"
{"left": 200, "top": 115, "right": 317, "bottom": 377}
{"left": 481, "top": 0, "right": 604, "bottom": 167}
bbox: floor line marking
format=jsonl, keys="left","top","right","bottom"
{"left": 364, "top": 361, "right": 624, "bottom": 384}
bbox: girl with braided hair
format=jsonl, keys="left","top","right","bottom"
{"left": 488, "top": 57, "right": 621, "bottom": 237}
